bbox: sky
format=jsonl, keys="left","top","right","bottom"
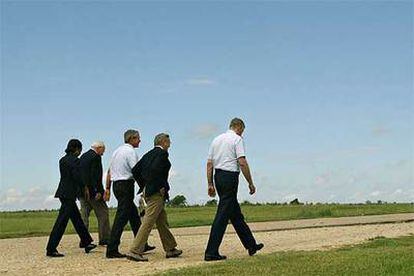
{"left": 1, "top": 1, "right": 413, "bottom": 211}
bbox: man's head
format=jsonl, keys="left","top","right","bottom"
{"left": 229, "top": 117, "right": 245, "bottom": 136}
{"left": 65, "top": 139, "right": 82, "bottom": 157}
{"left": 154, "top": 133, "right": 171, "bottom": 151}
{"left": 91, "top": 141, "right": 106, "bottom": 156}
{"left": 124, "top": 129, "right": 141, "bottom": 148}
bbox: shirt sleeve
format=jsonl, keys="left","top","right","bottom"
{"left": 235, "top": 138, "right": 246, "bottom": 158}
{"left": 127, "top": 149, "right": 139, "bottom": 169}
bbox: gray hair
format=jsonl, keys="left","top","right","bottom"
{"left": 154, "top": 133, "right": 170, "bottom": 146}
{"left": 91, "top": 141, "right": 105, "bottom": 149}
{"left": 229, "top": 117, "right": 245, "bottom": 129}
{"left": 124, "top": 129, "right": 139, "bottom": 143}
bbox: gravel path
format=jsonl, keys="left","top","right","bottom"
{"left": 1, "top": 213, "right": 413, "bottom": 276}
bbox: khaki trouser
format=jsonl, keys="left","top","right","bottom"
{"left": 130, "top": 193, "right": 177, "bottom": 254}
{"left": 80, "top": 197, "right": 111, "bottom": 243}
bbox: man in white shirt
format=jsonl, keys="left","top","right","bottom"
{"left": 204, "top": 118, "right": 264, "bottom": 261}
{"left": 105, "top": 129, "right": 155, "bottom": 258}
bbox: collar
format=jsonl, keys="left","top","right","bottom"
{"left": 227, "top": 129, "right": 243, "bottom": 138}
{"left": 124, "top": 143, "right": 134, "bottom": 149}
{"left": 155, "top": 145, "right": 165, "bottom": 150}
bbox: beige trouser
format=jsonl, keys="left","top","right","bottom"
{"left": 79, "top": 197, "right": 111, "bottom": 243}
{"left": 130, "top": 193, "right": 177, "bottom": 254}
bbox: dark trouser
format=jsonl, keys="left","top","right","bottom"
{"left": 205, "top": 169, "right": 256, "bottom": 256}
{"left": 107, "top": 180, "right": 141, "bottom": 253}
{"left": 80, "top": 197, "right": 111, "bottom": 243}
{"left": 46, "top": 198, "right": 93, "bottom": 253}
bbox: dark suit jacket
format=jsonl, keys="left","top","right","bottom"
{"left": 80, "top": 149, "right": 104, "bottom": 197}
{"left": 55, "top": 153, "right": 85, "bottom": 200}
{"left": 132, "top": 147, "right": 171, "bottom": 197}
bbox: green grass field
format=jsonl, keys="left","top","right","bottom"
{"left": 161, "top": 235, "right": 414, "bottom": 275}
{"left": 0, "top": 203, "right": 412, "bottom": 239}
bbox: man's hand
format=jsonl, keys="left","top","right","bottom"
{"left": 84, "top": 187, "right": 90, "bottom": 200}
{"left": 160, "top": 187, "right": 170, "bottom": 201}
{"left": 95, "top": 192, "right": 102, "bottom": 201}
{"left": 248, "top": 184, "right": 256, "bottom": 195}
{"left": 103, "top": 189, "right": 110, "bottom": 201}
{"left": 208, "top": 184, "right": 216, "bottom": 197}
{"left": 160, "top": 187, "right": 166, "bottom": 197}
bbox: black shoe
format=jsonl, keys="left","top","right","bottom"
{"left": 46, "top": 251, "right": 64, "bottom": 258}
{"left": 106, "top": 251, "right": 126, "bottom": 258}
{"left": 144, "top": 244, "right": 156, "bottom": 252}
{"left": 248, "top": 243, "right": 264, "bottom": 256}
{"left": 204, "top": 254, "right": 227, "bottom": 261}
{"left": 79, "top": 242, "right": 86, "bottom": 248}
{"left": 99, "top": 241, "right": 109, "bottom": 246}
{"left": 84, "top": 243, "right": 97, "bottom": 253}
{"left": 166, "top": 248, "right": 183, "bottom": 258}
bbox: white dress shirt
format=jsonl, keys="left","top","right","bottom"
{"left": 207, "top": 129, "right": 246, "bottom": 172}
{"left": 109, "top": 143, "right": 139, "bottom": 181}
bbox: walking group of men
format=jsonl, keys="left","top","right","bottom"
{"left": 46, "top": 118, "right": 263, "bottom": 262}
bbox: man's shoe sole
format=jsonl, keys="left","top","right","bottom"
{"left": 127, "top": 255, "right": 148, "bottom": 262}
{"left": 204, "top": 255, "right": 227, "bottom": 261}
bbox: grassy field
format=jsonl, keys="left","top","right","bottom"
{"left": 161, "top": 235, "right": 414, "bottom": 275}
{"left": 0, "top": 203, "right": 412, "bottom": 239}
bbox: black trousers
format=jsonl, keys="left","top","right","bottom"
{"left": 107, "top": 179, "right": 141, "bottom": 253}
{"left": 205, "top": 169, "right": 256, "bottom": 256}
{"left": 46, "top": 198, "right": 93, "bottom": 253}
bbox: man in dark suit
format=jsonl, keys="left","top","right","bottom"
{"left": 127, "top": 133, "right": 182, "bottom": 262}
{"left": 46, "top": 139, "right": 97, "bottom": 257}
{"left": 79, "top": 141, "right": 111, "bottom": 246}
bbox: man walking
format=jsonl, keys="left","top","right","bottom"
{"left": 204, "top": 118, "right": 264, "bottom": 261}
{"left": 105, "top": 130, "right": 154, "bottom": 258}
{"left": 79, "top": 141, "right": 111, "bottom": 246}
{"left": 127, "top": 133, "right": 182, "bottom": 262}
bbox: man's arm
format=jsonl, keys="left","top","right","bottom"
{"left": 206, "top": 159, "right": 216, "bottom": 197}
{"left": 151, "top": 152, "right": 170, "bottom": 194}
{"left": 103, "top": 169, "right": 111, "bottom": 201}
{"left": 238, "top": 157, "right": 256, "bottom": 195}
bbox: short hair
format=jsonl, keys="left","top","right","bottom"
{"left": 124, "top": 129, "right": 139, "bottom": 143}
{"left": 65, "top": 139, "right": 82, "bottom": 154}
{"left": 229, "top": 118, "right": 245, "bottom": 129}
{"left": 91, "top": 141, "right": 105, "bottom": 148}
{"left": 154, "top": 133, "right": 170, "bottom": 146}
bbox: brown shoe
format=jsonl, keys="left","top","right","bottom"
{"left": 127, "top": 252, "right": 148, "bottom": 262}
{"left": 166, "top": 248, "right": 183, "bottom": 258}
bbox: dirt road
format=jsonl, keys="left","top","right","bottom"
{"left": 1, "top": 213, "right": 413, "bottom": 275}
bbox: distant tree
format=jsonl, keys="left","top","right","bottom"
{"left": 365, "top": 200, "right": 372, "bottom": 204}
{"left": 205, "top": 199, "right": 217, "bottom": 206}
{"left": 241, "top": 200, "right": 253, "bottom": 206}
{"left": 289, "top": 198, "right": 302, "bottom": 205}
{"left": 168, "top": 195, "right": 187, "bottom": 207}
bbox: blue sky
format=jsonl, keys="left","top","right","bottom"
{"left": 1, "top": 1, "right": 413, "bottom": 210}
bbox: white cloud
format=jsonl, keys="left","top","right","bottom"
{"left": 0, "top": 186, "right": 59, "bottom": 211}
{"left": 372, "top": 125, "right": 391, "bottom": 137}
{"left": 191, "top": 123, "right": 220, "bottom": 139}
{"left": 168, "top": 168, "right": 180, "bottom": 181}
{"left": 185, "top": 78, "right": 216, "bottom": 86}
{"left": 370, "top": 190, "right": 382, "bottom": 197}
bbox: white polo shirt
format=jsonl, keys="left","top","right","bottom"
{"left": 207, "top": 129, "right": 246, "bottom": 172}
{"left": 109, "top": 143, "right": 139, "bottom": 181}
